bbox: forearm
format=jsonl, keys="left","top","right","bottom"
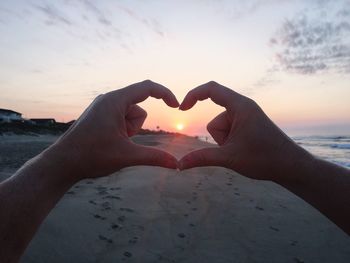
{"left": 274, "top": 147, "right": 350, "bottom": 235}
{"left": 0, "top": 144, "right": 78, "bottom": 262}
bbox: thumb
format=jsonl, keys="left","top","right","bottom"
{"left": 178, "top": 147, "right": 227, "bottom": 170}
{"left": 128, "top": 144, "right": 178, "bottom": 169}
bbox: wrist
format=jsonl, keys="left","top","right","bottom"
{"left": 41, "top": 141, "right": 85, "bottom": 184}
{"left": 271, "top": 142, "right": 316, "bottom": 186}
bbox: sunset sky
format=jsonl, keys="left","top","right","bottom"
{"left": 1, "top": 0, "right": 349, "bottom": 136}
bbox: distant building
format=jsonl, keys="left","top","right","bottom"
{"left": 30, "top": 118, "right": 56, "bottom": 126}
{"left": 0, "top": 109, "right": 23, "bottom": 123}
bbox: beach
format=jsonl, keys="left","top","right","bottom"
{"left": 0, "top": 134, "right": 349, "bottom": 263}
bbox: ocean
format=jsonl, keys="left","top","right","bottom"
{"left": 293, "top": 135, "right": 350, "bottom": 168}
{"left": 198, "top": 135, "right": 350, "bottom": 169}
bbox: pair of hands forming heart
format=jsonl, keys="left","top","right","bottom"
{"left": 2, "top": 82, "right": 348, "bottom": 263}
{"left": 56, "top": 80, "right": 305, "bottom": 183}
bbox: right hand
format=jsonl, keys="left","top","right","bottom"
{"left": 178, "top": 81, "right": 313, "bottom": 181}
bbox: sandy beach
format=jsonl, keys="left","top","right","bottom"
{"left": 0, "top": 134, "right": 349, "bottom": 263}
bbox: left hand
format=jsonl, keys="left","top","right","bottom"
{"left": 51, "top": 80, "right": 179, "bottom": 180}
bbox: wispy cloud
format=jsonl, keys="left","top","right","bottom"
{"left": 270, "top": 1, "right": 350, "bottom": 74}
{"left": 81, "top": 0, "right": 112, "bottom": 27}
{"left": 117, "top": 5, "right": 165, "bottom": 37}
{"left": 32, "top": 4, "right": 72, "bottom": 26}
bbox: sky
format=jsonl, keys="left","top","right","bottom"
{"left": 0, "top": 0, "right": 350, "bottom": 136}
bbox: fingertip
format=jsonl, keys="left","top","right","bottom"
{"left": 164, "top": 154, "right": 178, "bottom": 169}
{"left": 149, "top": 148, "right": 178, "bottom": 169}
{"left": 177, "top": 156, "right": 191, "bottom": 170}
{"left": 178, "top": 101, "right": 191, "bottom": 111}
{"left": 171, "top": 100, "right": 180, "bottom": 108}
{"left": 163, "top": 91, "right": 180, "bottom": 108}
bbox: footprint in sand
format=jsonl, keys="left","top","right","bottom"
{"left": 89, "top": 200, "right": 97, "bottom": 205}
{"left": 234, "top": 192, "right": 240, "bottom": 196}
{"left": 66, "top": 191, "right": 75, "bottom": 195}
{"left": 227, "top": 183, "right": 232, "bottom": 186}
{"left": 290, "top": 240, "right": 298, "bottom": 246}
{"left": 123, "top": 251, "right": 132, "bottom": 258}
{"left": 120, "top": 208, "right": 134, "bottom": 213}
{"left": 177, "top": 233, "right": 186, "bottom": 238}
{"left": 98, "top": 235, "right": 113, "bottom": 244}
{"left": 110, "top": 187, "right": 121, "bottom": 191}
{"left": 128, "top": 236, "right": 139, "bottom": 244}
{"left": 269, "top": 226, "right": 280, "bottom": 232}
{"left": 86, "top": 181, "right": 94, "bottom": 184}
{"left": 189, "top": 223, "right": 195, "bottom": 227}
{"left": 93, "top": 214, "right": 106, "bottom": 220}
{"left": 118, "top": 215, "right": 126, "bottom": 222}
{"left": 103, "top": 195, "right": 122, "bottom": 200}
{"left": 294, "top": 257, "right": 305, "bottom": 263}
{"left": 255, "top": 206, "right": 264, "bottom": 211}
{"left": 111, "top": 223, "right": 122, "bottom": 230}
{"left": 101, "top": 201, "right": 111, "bottom": 208}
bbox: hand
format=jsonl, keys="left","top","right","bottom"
{"left": 178, "top": 81, "right": 312, "bottom": 181}
{"left": 53, "top": 80, "right": 179, "bottom": 180}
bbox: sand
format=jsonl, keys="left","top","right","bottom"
{"left": 0, "top": 134, "right": 349, "bottom": 263}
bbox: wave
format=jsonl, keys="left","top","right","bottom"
{"left": 334, "top": 161, "right": 350, "bottom": 168}
{"left": 293, "top": 135, "right": 350, "bottom": 141}
{"left": 330, "top": 144, "right": 350, "bottom": 150}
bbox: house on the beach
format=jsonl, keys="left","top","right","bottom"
{"left": 30, "top": 118, "right": 56, "bottom": 126}
{"left": 0, "top": 109, "right": 23, "bottom": 123}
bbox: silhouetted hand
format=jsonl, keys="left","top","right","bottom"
{"left": 178, "top": 81, "right": 309, "bottom": 181}
{"left": 55, "top": 80, "right": 179, "bottom": 180}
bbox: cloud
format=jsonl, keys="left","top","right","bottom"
{"left": 117, "top": 5, "right": 165, "bottom": 37}
{"left": 32, "top": 4, "right": 72, "bottom": 26}
{"left": 270, "top": 1, "right": 350, "bottom": 74}
{"left": 81, "top": 0, "right": 112, "bottom": 27}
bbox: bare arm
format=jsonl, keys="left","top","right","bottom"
{"left": 178, "top": 81, "right": 350, "bottom": 235}
{"left": 0, "top": 80, "right": 179, "bottom": 262}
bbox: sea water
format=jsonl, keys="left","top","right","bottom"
{"left": 198, "top": 135, "right": 350, "bottom": 169}
{"left": 293, "top": 135, "right": 350, "bottom": 168}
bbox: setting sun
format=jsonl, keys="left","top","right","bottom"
{"left": 176, "top": 123, "right": 184, "bottom": 131}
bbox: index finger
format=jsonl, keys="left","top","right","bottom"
{"left": 113, "top": 80, "right": 179, "bottom": 108}
{"left": 179, "top": 81, "right": 244, "bottom": 111}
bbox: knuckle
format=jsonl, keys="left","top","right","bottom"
{"left": 241, "top": 97, "right": 259, "bottom": 112}
{"left": 206, "top": 121, "right": 214, "bottom": 132}
{"left": 142, "top": 109, "right": 147, "bottom": 117}
{"left": 207, "top": 80, "right": 218, "bottom": 86}
{"left": 95, "top": 93, "right": 105, "bottom": 100}
{"left": 142, "top": 79, "right": 153, "bottom": 85}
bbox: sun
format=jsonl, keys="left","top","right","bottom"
{"left": 176, "top": 123, "right": 184, "bottom": 131}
